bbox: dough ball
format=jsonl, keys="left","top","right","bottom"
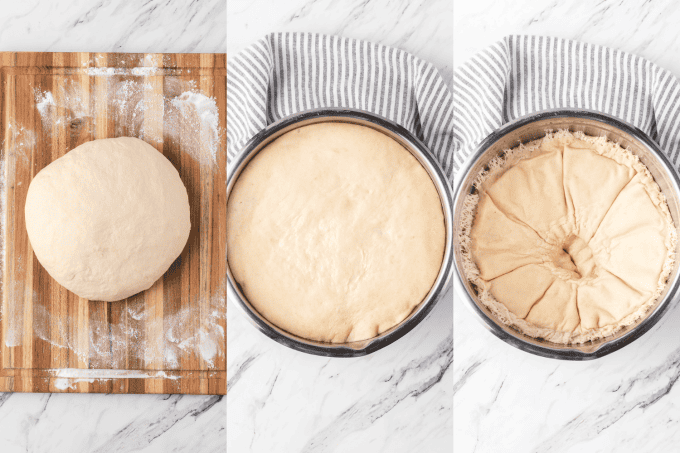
{"left": 25, "top": 137, "right": 191, "bottom": 301}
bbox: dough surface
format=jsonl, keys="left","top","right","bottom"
{"left": 227, "top": 122, "right": 446, "bottom": 343}
{"left": 460, "top": 131, "right": 676, "bottom": 344}
{"left": 25, "top": 137, "right": 191, "bottom": 302}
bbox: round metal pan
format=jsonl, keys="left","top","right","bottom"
{"left": 228, "top": 108, "right": 453, "bottom": 357}
{"left": 453, "top": 108, "right": 680, "bottom": 360}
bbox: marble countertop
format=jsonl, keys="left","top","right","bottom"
{"left": 227, "top": 0, "right": 453, "bottom": 452}
{"left": 454, "top": 1, "right": 680, "bottom": 452}
{"left": 0, "top": 1, "right": 226, "bottom": 453}
{"left": 227, "top": 0, "right": 452, "bottom": 89}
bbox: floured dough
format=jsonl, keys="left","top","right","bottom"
{"left": 25, "top": 137, "right": 191, "bottom": 302}
{"left": 227, "top": 122, "right": 446, "bottom": 343}
{"left": 460, "top": 131, "right": 676, "bottom": 344}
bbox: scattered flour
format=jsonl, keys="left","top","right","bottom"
{"left": 32, "top": 73, "right": 222, "bottom": 168}
{"left": 35, "top": 91, "right": 55, "bottom": 117}
{"left": 2, "top": 63, "right": 226, "bottom": 379}
{"left": 1, "top": 122, "right": 37, "bottom": 348}
{"left": 22, "top": 291, "right": 226, "bottom": 370}
{"left": 52, "top": 368, "right": 182, "bottom": 391}
{"left": 3, "top": 123, "right": 36, "bottom": 164}
{"left": 51, "top": 368, "right": 181, "bottom": 379}
{"left": 87, "top": 67, "right": 160, "bottom": 77}
{"left": 161, "top": 303, "right": 225, "bottom": 368}
{"left": 1, "top": 282, "right": 25, "bottom": 348}
{"left": 169, "top": 91, "right": 221, "bottom": 166}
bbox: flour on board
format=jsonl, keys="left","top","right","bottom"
{"left": 1, "top": 123, "right": 38, "bottom": 348}
{"left": 32, "top": 75, "right": 221, "bottom": 168}
{"left": 1, "top": 67, "right": 225, "bottom": 375}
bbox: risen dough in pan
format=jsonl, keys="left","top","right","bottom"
{"left": 227, "top": 123, "right": 446, "bottom": 343}
{"left": 462, "top": 131, "right": 675, "bottom": 344}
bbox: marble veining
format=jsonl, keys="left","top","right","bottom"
{"left": 228, "top": 287, "right": 452, "bottom": 453}
{"left": 454, "top": 0, "right": 680, "bottom": 77}
{"left": 227, "top": 0, "right": 452, "bottom": 89}
{"left": 0, "top": 0, "right": 225, "bottom": 53}
{"left": 227, "top": 1, "right": 453, "bottom": 451}
{"left": 455, "top": 284, "right": 680, "bottom": 452}
{"left": 454, "top": 1, "right": 680, "bottom": 452}
{"left": 0, "top": 393, "right": 224, "bottom": 453}
{"left": 0, "top": 1, "right": 225, "bottom": 452}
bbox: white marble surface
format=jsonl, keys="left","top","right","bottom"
{"left": 0, "top": 0, "right": 225, "bottom": 54}
{"left": 227, "top": 0, "right": 453, "bottom": 452}
{"left": 0, "top": 1, "right": 226, "bottom": 453}
{"left": 454, "top": 1, "right": 680, "bottom": 452}
{"left": 227, "top": 0, "right": 452, "bottom": 89}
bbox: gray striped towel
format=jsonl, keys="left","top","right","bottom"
{"left": 453, "top": 35, "right": 680, "bottom": 175}
{"left": 227, "top": 32, "right": 454, "bottom": 180}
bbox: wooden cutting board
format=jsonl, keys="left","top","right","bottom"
{"left": 0, "top": 52, "right": 226, "bottom": 394}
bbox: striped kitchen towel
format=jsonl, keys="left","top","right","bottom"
{"left": 227, "top": 32, "right": 454, "bottom": 181}
{"left": 453, "top": 35, "right": 680, "bottom": 176}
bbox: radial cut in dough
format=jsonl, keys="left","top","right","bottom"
{"left": 590, "top": 173, "right": 671, "bottom": 294}
{"left": 463, "top": 131, "right": 675, "bottom": 344}
{"left": 227, "top": 122, "right": 446, "bottom": 343}
{"left": 25, "top": 137, "right": 191, "bottom": 302}
{"left": 486, "top": 148, "right": 570, "bottom": 244}
{"left": 488, "top": 264, "right": 555, "bottom": 319}
{"left": 470, "top": 193, "right": 553, "bottom": 280}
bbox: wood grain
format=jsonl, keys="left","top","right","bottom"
{"left": 0, "top": 52, "right": 226, "bottom": 395}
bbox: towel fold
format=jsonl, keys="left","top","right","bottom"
{"left": 453, "top": 35, "right": 680, "bottom": 175}
{"left": 227, "top": 32, "right": 453, "bottom": 180}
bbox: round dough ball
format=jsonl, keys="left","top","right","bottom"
{"left": 25, "top": 137, "right": 191, "bottom": 301}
